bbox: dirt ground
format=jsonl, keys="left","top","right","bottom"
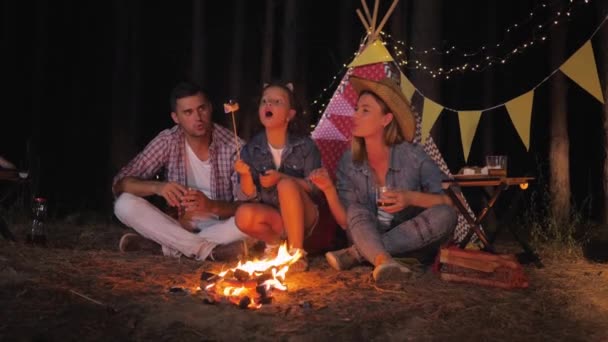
{"left": 1, "top": 219, "right": 608, "bottom": 342}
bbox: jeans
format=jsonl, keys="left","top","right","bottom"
{"left": 347, "top": 203, "right": 457, "bottom": 265}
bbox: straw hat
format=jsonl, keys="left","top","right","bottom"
{"left": 349, "top": 75, "right": 415, "bottom": 142}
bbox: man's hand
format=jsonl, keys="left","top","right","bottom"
{"left": 156, "top": 182, "right": 188, "bottom": 207}
{"left": 260, "top": 169, "right": 282, "bottom": 188}
{"left": 308, "top": 168, "right": 335, "bottom": 192}
{"left": 181, "top": 188, "right": 213, "bottom": 215}
{"left": 380, "top": 189, "right": 412, "bottom": 214}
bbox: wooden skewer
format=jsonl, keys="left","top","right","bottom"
{"left": 230, "top": 111, "right": 240, "bottom": 159}
{"left": 360, "top": 0, "right": 373, "bottom": 28}
{"left": 371, "top": 0, "right": 380, "bottom": 33}
{"left": 70, "top": 289, "right": 105, "bottom": 306}
{"left": 375, "top": 0, "right": 400, "bottom": 37}
{"left": 70, "top": 289, "right": 117, "bottom": 312}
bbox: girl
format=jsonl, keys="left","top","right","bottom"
{"left": 234, "top": 82, "right": 321, "bottom": 271}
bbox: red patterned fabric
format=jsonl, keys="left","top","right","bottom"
{"left": 315, "top": 139, "right": 350, "bottom": 181}
{"left": 324, "top": 93, "right": 353, "bottom": 118}
{"left": 327, "top": 115, "right": 353, "bottom": 141}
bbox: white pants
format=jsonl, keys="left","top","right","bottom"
{"left": 114, "top": 193, "right": 248, "bottom": 260}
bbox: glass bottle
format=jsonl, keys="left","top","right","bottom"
{"left": 26, "top": 197, "right": 47, "bottom": 246}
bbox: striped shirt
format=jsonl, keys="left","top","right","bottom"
{"left": 112, "top": 124, "right": 244, "bottom": 201}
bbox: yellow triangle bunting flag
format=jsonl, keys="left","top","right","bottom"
{"left": 505, "top": 90, "right": 534, "bottom": 151}
{"left": 458, "top": 111, "right": 482, "bottom": 162}
{"left": 560, "top": 40, "right": 604, "bottom": 104}
{"left": 421, "top": 97, "right": 443, "bottom": 144}
{"left": 400, "top": 73, "right": 416, "bottom": 101}
{"left": 348, "top": 40, "right": 394, "bottom": 67}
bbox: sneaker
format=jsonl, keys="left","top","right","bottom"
{"left": 261, "top": 243, "right": 280, "bottom": 260}
{"left": 210, "top": 240, "right": 248, "bottom": 261}
{"left": 372, "top": 260, "right": 413, "bottom": 283}
{"left": 289, "top": 256, "right": 309, "bottom": 273}
{"left": 325, "top": 246, "right": 361, "bottom": 271}
{"left": 119, "top": 233, "right": 158, "bottom": 253}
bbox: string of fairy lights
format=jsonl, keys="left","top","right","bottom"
{"left": 383, "top": 0, "right": 593, "bottom": 78}
{"left": 386, "top": 0, "right": 590, "bottom": 58}
{"left": 309, "top": 0, "right": 596, "bottom": 117}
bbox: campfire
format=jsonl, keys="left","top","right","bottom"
{"left": 199, "top": 243, "right": 302, "bottom": 309}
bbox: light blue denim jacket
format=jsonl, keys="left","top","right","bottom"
{"left": 336, "top": 141, "right": 446, "bottom": 224}
{"left": 237, "top": 131, "right": 322, "bottom": 207}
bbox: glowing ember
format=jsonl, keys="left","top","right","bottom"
{"left": 202, "top": 243, "right": 302, "bottom": 309}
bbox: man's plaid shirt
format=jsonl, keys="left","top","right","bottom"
{"left": 112, "top": 124, "right": 244, "bottom": 201}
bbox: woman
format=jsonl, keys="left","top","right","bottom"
{"left": 234, "top": 82, "right": 321, "bottom": 271}
{"left": 309, "top": 76, "right": 457, "bottom": 283}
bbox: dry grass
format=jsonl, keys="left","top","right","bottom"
{"left": 1, "top": 221, "right": 608, "bottom": 341}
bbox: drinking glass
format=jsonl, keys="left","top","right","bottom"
{"left": 376, "top": 185, "right": 396, "bottom": 207}
{"left": 485, "top": 155, "right": 507, "bottom": 177}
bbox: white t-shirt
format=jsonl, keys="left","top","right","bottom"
{"left": 377, "top": 209, "right": 394, "bottom": 228}
{"left": 185, "top": 141, "right": 213, "bottom": 199}
{"left": 268, "top": 143, "right": 284, "bottom": 170}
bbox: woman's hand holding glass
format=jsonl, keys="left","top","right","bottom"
{"left": 377, "top": 188, "right": 411, "bottom": 214}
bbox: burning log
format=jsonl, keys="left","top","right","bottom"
{"left": 233, "top": 269, "right": 250, "bottom": 282}
{"left": 221, "top": 279, "right": 258, "bottom": 289}
{"left": 237, "top": 296, "right": 251, "bottom": 309}
{"left": 201, "top": 271, "right": 220, "bottom": 282}
{"left": 198, "top": 242, "right": 302, "bottom": 309}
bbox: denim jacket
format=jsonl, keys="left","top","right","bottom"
{"left": 336, "top": 141, "right": 446, "bottom": 224}
{"left": 237, "top": 131, "right": 322, "bottom": 207}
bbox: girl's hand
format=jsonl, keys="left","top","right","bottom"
{"left": 234, "top": 159, "right": 252, "bottom": 177}
{"left": 308, "top": 168, "right": 335, "bottom": 192}
{"left": 259, "top": 169, "right": 282, "bottom": 188}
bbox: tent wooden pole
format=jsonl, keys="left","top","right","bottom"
{"left": 361, "top": 0, "right": 373, "bottom": 28}
{"left": 371, "top": 0, "right": 380, "bottom": 33}
{"left": 375, "top": 0, "right": 399, "bottom": 37}
{"left": 356, "top": 9, "right": 371, "bottom": 32}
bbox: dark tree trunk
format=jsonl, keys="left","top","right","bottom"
{"left": 229, "top": 0, "right": 246, "bottom": 101}
{"left": 338, "top": 0, "right": 355, "bottom": 63}
{"left": 479, "top": 3, "right": 498, "bottom": 158}
{"left": 109, "top": 0, "right": 141, "bottom": 176}
{"left": 389, "top": 0, "right": 406, "bottom": 43}
{"left": 28, "top": 1, "right": 49, "bottom": 196}
{"left": 260, "top": 0, "right": 275, "bottom": 83}
{"left": 192, "top": 1, "right": 206, "bottom": 86}
{"left": 595, "top": 4, "right": 608, "bottom": 224}
{"left": 409, "top": 0, "right": 442, "bottom": 138}
{"left": 281, "top": 0, "right": 296, "bottom": 82}
{"left": 549, "top": 28, "right": 571, "bottom": 225}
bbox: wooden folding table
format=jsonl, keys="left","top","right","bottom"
{"left": 442, "top": 176, "right": 543, "bottom": 268}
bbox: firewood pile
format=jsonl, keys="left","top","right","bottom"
{"left": 435, "top": 246, "right": 529, "bottom": 289}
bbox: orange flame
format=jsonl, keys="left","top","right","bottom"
{"left": 206, "top": 242, "right": 301, "bottom": 309}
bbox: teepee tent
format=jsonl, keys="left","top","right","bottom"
{"left": 311, "top": 0, "right": 478, "bottom": 244}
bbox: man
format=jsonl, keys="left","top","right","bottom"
{"left": 112, "top": 81, "right": 248, "bottom": 261}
